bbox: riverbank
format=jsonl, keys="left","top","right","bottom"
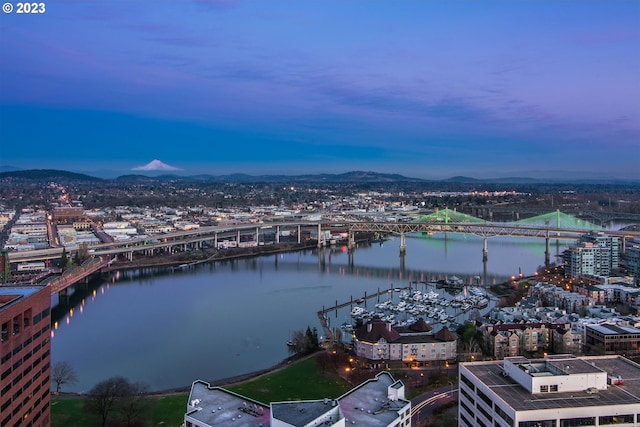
{"left": 102, "top": 241, "right": 318, "bottom": 272}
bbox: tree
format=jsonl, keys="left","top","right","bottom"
{"left": 51, "top": 361, "right": 78, "bottom": 393}
{"left": 85, "top": 376, "right": 129, "bottom": 427}
{"left": 118, "top": 381, "right": 153, "bottom": 427}
{"left": 85, "top": 376, "right": 152, "bottom": 427}
{"left": 59, "top": 247, "right": 68, "bottom": 270}
{"left": 288, "top": 329, "right": 307, "bottom": 355}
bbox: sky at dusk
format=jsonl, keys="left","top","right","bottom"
{"left": 1, "top": 1, "right": 639, "bottom": 179}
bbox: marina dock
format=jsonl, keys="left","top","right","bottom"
{"left": 317, "top": 283, "right": 411, "bottom": 342}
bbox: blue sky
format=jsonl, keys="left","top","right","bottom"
{"left": 1, "top": 1, "right": 639, "bottom": 179}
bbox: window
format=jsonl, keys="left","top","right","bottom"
{"left": 550, "top": 384, "right": 558, "bottom": 392}
{"left": 461, "top": 374, "right": 475, "bottom": 391}
{"left": 495, "top": 405, "right": 514, "bottom": 425}
{"left": 460, "top": 400, "right": 473, "bottom": 416}
{"left": 477, "top": 403, "right": 492, "bottom": 423}
{"left": 1, "top": 322, "right": 8, "bottom": 342}
{"left": 1, "top": 368, "right": 11, "bottom": 381}
{"left": 540, "top": 385, "right": 549, "bottom": 392}
{"left": 460, "top": 413, "right": 472, "bottom": 427}
{"left": 477, "top": 388, "right": 493, "bottom": 409}
{"left": 13, "top": 315, "right": 21, "bottom": 335}
{"left": 560, "top": 417, "right": 595, "bottom": 427}
{"left": 519, "top": 421, "right": 556, "bottom": 427}
{"left": 23, "top": 309, "right": 31, "bottom": 328}
{"left": 12, "top": 344, "right": 22, "bottom": 356}
{"left": 599, "top": 415, "right": 634, "bottom": 425}
{"left": 1, "top": 383, "right": 11, "bottom": 396}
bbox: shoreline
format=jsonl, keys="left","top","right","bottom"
{"left": 61, "top": 235, "right": 526, "bottom": 395}
{"left": 101, "top": 241, "right": 318, "bottom": 273}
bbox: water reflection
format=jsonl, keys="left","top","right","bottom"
{"left": 50, "top": 235, "right": 571, "bottom": 392}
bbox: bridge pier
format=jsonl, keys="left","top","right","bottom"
{"left": 545, "top": 236, "right": 551, "bottom": 267}
{"left": 255, "top": 227, "right": 259, "bottom": 245}
{"left": 317, "top": 223, "right": 326, "bottom": 248}
{"left": 399, "top": 232, "right": 406, "bottom": 255}
{"left": 482, "top": 237, "right": 488, "bottom": 262}
{"left": 276, "top": 226, "right": 280, "bottom": 244}
{"left": 347, "top": 230, "right": 356, "bottom": 252}
{"left": 297, "top": 225, "right": 301, "bottom": 244}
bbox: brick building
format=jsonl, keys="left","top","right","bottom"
{"left": 0, "top": 286, "right": 51, "bottom": 427}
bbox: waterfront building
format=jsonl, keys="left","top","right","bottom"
{"left": 0, "top": 286, "right": 51, "bottom": 427}
{"left": 564, "top": 232, "right": 620, "bottom": 279}
{"left": 459, "top": 354, "right": 640, "bottom": 427}
{"left": 353, "top": 317, "right": 457, "bottom": 368}
{"left": 579, "top": 231, "right": 620, "bottom": 270}
{"left": 184, "top": 371, "right": 410, "bottom": 427}
{"left": 625, "top": 239, "right": 640, "bottom": 286}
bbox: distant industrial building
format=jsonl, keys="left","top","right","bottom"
{"left": 0, "top": 286, "right": 51, "bottom": 427}
{"left": 459, "top": 354, "right": 640, "bottom": 427}
{"left": 184, "top": 371, "right": 410, "bottom": 427}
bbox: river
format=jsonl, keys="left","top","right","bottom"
{"left": 50, "top": 233, "right": 571, "bottom": 392}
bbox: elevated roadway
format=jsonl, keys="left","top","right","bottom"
{"left": 45, "top": 257, "right": 113, "bottom": 295}
{"left": 6, "top": 220, "right": 640, "bottom": 265}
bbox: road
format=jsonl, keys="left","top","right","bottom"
{"left": 411, "top": 385, "right": 458, "bottom": 426}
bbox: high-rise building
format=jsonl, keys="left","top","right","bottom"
{"left": 579, "top": 231, "right": 620, "bottom": 270}
{"left": 1, "top": 286, "right": 51, "bottom": 427}
{"left": 459, "top": 354, "right": 640, "bottom": 427}
{"left": 564, "top": 232, "right": 619, "bottom": 279}
{"left": 625, "top": 239, "right": 640, "bottom": 286}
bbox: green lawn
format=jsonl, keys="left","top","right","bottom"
{"left": 52, "top": 354, "right": 351, "bottom": 426}
{"left": 228, "top": 356, "right": 352, "bottom": 403}
{"left": 51, "top": 398, "right": 101, "bottom": 427}
{"left": 52, "top": 394, "right": 188, "bottom": 427}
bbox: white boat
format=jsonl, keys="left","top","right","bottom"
{"left": 350, "top": 306, "right": 365, "bottom": 317}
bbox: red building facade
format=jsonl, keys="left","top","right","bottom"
{"left": 1, "top": 286, "right": 51, "bottom": 427}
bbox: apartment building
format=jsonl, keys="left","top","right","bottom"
{"left": 353, "top": 317, "right": 457, "bottom": 368}
{"left": 185, "top": 371, "right": 410, "bottom": 427}
{"left": 0, "top": 286, "right": 51, "bottom": 427}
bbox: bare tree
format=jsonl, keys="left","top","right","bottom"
{"left": 51, "top": 361, "right": 78, "bottom": 393}
{"left": 118, "top": 381, "right": 153, "bottom": 427}
{"left": 84, "top": 376, "right": 129, "bottom": 427}
{"left": 288, "top": 329, "right": 307, "bottom": 355}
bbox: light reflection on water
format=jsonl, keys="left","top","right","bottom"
{"left": 50, "top": 234, "right": 570, "bottom": 392}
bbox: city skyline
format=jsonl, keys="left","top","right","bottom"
{"left": 1, "top": 1, "right": 639, "bottom": 179}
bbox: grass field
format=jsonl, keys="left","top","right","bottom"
{"left": 51, "top": 394, "right": 189, "bottom": 427}
{"left": 227, "top": 355, "right": 353, "bottom": 403}
{"left": 52, "top": 354, "right": 351, "bottom": 426}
